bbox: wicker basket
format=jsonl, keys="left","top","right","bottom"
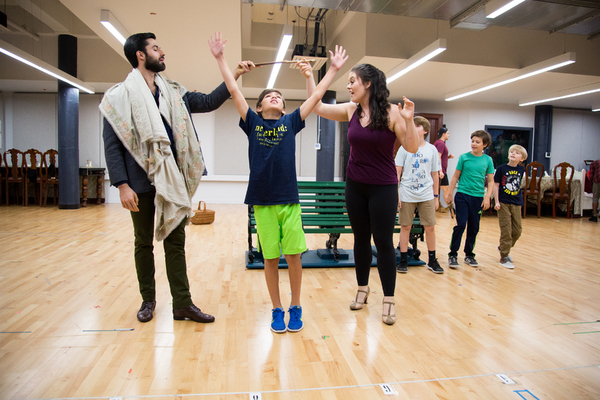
{"left": 191, "top": 201, "right": 215, "bottom": 225}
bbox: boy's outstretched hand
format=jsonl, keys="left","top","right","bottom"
{"left": 299, "top": 44, "right": 347, "bottom": 78}
{"left": 398, "top": 96, "right": 415, "bottom": 120}
{"left": 208, "top": 32, "right": 226, "bottom": 59}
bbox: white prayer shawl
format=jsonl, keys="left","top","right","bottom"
{"left": 99, "top": 68, "right": 204, "bottom": 241}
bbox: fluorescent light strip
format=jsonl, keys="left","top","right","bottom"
{"left": 445, "top": 52, "right": 575, "bottom": 101}
{"left": 592, "top": 104, "right": 600, "bottom": 112}
{"left": 100, "top": 10, "right": 129, "bottom": 45}
{"left": 0, "top": 39, "right": 95, "bottom": 94}
{"left": 518, "top": 83, "right": 600, "bottom": 106}
{"left": 267, "top": 32, "right": 293, "bottom": 88}
{"left": 387, "top": 39, "right": 446, "bottom": 84}
{"left": 486, "top": 0, "right": 526, "bottom": 19}
{"left": 101, "top": 21, "right": 126, "bottom": 44}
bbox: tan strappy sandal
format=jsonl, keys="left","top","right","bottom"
{"left": 350, "top": 286, "right": 370, "bottom": 310}
{"left": 382, "top": 300, "right": 396, "bottom": 325}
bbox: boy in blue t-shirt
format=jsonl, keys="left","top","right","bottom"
{"left": 493, "top": 144, "right": 527, "bottom": 269}
{"left": 444, "top": 130, "right": 495, "bottom": 268}
{"left": 209, "top": 32, "right": 348, "bottom": 333}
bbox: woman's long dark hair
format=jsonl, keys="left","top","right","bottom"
{"left": 351, "top": 64, "right": 390, "bottom": 130}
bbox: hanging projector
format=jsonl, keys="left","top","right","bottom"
{"left": 290, "top": 44, "right": 328, "bottom": 71}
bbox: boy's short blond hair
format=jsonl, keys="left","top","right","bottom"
{"left": 413, "top": 116, "right": 431, "bottom": 139}
{"left": 509, "top": 144, "right": 528, "bottom": 160}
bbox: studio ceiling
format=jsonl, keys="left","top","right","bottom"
{"left": 0, "top": 0, "right": 599, "bottom": 111}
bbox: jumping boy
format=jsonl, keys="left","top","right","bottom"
{"left": 209, "top": 32, "right": 348, "bottom": 333}
{"left": 493, "top": 144, "right": 527, "bottom": 269}
{"left": 395, "top": 116, "right": 443, "bottom": 274}
{"left": 445, "top": 130, "right": 495, "bottom": 268}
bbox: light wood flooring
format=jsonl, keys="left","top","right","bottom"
{"left": 1, "top": 203, "right": 599, "bottom": 399}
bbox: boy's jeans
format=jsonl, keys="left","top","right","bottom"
{"left": 449, "top": 192, "right": 483, "bottom": 257}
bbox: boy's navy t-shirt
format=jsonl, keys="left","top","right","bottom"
{"left": 240, "top": 108, "right": 305, "bottom": 206}
{"left": 494, "top": 163, "right": 525, "bottom": 205}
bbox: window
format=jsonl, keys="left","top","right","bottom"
{"left": 484, "top": 125, "right": 533, "bottom": 168}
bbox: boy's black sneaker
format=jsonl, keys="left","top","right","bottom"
{"left": 396, "top": 260, "right": 408, "bottom": 273}
{"left": 427, "top": 259, "right": 444, "bottom": 274}
{"left": 589, "top": 216, "right": 598, "bottom": 222}
{"left": 448, "top": 256, "right": 459, "bottom": 269}
{"left": 464, "top": 256, "right": 479, "bottom": 267}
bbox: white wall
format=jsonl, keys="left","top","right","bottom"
{"left": 4, "top": 91, "right": 599, "bottom": 205}
{"left": 0, "top": 93, "right": 4, "bottom": 152}
{"left": 552, "top": 109, "right": 600, "bottom": 171}
{"left": 79, "top": 94, "right": 104, "bottom": 168}
{"left": 13, "top": 93, "right": 57, "bottom": 152}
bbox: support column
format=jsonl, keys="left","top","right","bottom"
{"left": 316, "top": 90, "right": 336, "bottom": 181}
{"left": 57, "top": 34, "right": 80, "bottom": 209}
{"left": 2, "top": 91, "right": 14, "bottom": 151}
{"left": 534, "top": 105, "right": 552, "bottom": 173}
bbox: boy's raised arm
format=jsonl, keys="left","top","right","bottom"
{"left": 299, "top": 45, "right": 348, "bottom": 121}
{"left": 209, "top": 32, "right": 253, "bottom": 121}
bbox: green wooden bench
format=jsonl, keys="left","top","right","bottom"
{"left": 246, "top": 181, "right": 424, "bottom": 268}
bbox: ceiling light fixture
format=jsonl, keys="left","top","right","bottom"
{"left": 100, "top": 10, "right": 129, "bottom": 45}
{"left": 0, "top": 38, "right": 95, "bottom": 94}
{"left": 592, "top": 106, "right": 600, "bottom": 112}
{"left": 486, "top": 0, "right": 526, "bottom": 19}
{"left": 445, "top": 52, "right": 576, "bottom": 101}
{"left": 518, "top": 82, "right": 600, "bottom": 107}
{"left": 386, "top": 39, "right": 447, "bottom": 84}
{"left": 267, "top": 25, "right": 293, "bottom": 89}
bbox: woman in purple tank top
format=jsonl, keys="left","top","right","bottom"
{"left": 307, "top": 63, "right": 419, "bottom": 325}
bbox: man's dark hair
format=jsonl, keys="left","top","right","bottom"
{"left": 124, "top": 33, "right": 156, "bottom": 68}
{"left": 438, "top": 126, "right": 448, "bottom": 139}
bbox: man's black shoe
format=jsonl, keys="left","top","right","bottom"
{"left": 137, "top": 300, "right": 156, "bottom": 322}
{"left": 173, "top": 304, "right": 215, "bottom": 323}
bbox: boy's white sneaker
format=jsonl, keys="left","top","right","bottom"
{"left": 499, "top": 257, "right": 514, "bottom": 269}
{"left": 497, "top": 247, "right": 513, "bottom": 262}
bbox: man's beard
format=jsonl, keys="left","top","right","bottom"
{"left": 144, "top": 55, "right": 166, "bottom": 73}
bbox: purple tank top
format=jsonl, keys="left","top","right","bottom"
{"left": 346, "top": 110, "right": 398, "bottom": 185}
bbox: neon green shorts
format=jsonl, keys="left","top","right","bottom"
{"left": 254, "top": 203, "right": 307, "bottom": 259}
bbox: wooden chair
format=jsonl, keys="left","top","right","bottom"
{"left": 545, "top": 162, "right": 575, "bottom": 219}
{"left": 3, "top": 149, "right": 26, "bottom": 206}
{"left": 23, "top": 148, "right": 43, "bottom": 206}
{"left": 523, "top": 161, "right": 544, "bottom": 218}
{"left": 41, "top": 149, "right": 59, "bottom": 206}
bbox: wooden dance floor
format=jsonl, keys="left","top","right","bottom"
{"left": 0, "top": 203, "right": 599, "bottom": 399}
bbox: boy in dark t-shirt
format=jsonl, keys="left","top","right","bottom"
{"left": 210, "top": 32, "right": 348, "bottom": 334}
{"left": 493, "top": 144, "right": 527, "bottom": 269}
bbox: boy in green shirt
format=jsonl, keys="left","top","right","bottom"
{"left": 444, "top": 130, "right": 495, "bottom": 268}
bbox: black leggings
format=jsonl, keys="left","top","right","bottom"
{"left": 345, "top": 178, "right": 398, "bottom": 296}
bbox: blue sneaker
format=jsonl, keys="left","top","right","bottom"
{"left": 287, "top": 305, "right": 303, "bottom": 332}
{"left": 270, "top": 308, "right": 286, "bottom": 333}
